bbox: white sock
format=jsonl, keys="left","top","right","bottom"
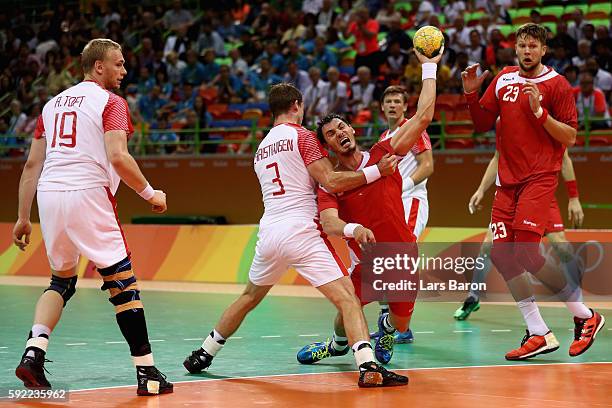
{"left": 380, "top": 304, "right": 390, "bottom": 313}
{"left": 133, "top": 353, "right": 154, "bottom": 366}
{"left": 332, "top": 333, "right": 348, "bottom": 351}
{"left": 557, "top": 283, "right": 592, "bottom": 319}
{"left": 26, "top": 324, "right": 51, "bottom": 357}
{"left": 517, "top": 296, "right": 549, "bottom": 336}
{"left": 202, "top": 329, "right": 225, "bottom": 356}
{"left": 382, "top": 314, "right": 396, "bottom": 334}
{"left": 352, "top": 341, "right": 375, "bottom": 367}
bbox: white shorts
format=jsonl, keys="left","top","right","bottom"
{"left": 403, "top": 196, "right": 429, "bottom": 239}
{"left": 249, "top": 219, "right": 348, "bottom": 287}
{"left": 37, "top": 187, "right": 129, "bottom": 271}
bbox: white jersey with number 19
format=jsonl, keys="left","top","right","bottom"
{"left": 34, "top": 80, "right": 134, "bottom": 195}
{"left": 254, "top": 122, "right": 328, "bottom": 226}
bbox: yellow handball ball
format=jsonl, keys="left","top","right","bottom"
{"left": 413, "top": 26, "right": 445, "bottom": 58}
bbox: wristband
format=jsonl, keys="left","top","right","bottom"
{"left": 535, "top": 107, "right": 548, "bottom": 125}
{"left": 138, "top": 184, "right": 155, "bottom": 200}
{"left": 565, "top": 180, "right": 579, "bottom": 198}
{"left": 343, "top": 223, "right": 362, "bottom": 238}
{"left": 404, "top": 176, "right": 415, "bottom": 191}
{"left": 422, "top": 63, "right": 437, "bottom": 81}
{"left": 362, "top": 165, "right": 381, "bottom": 184}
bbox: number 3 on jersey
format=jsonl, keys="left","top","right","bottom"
{"left": 51, "top": 111, "right": 77, "bottom": 148}
{"left": 266, "top": 162, "right": 286, "bottom": 196}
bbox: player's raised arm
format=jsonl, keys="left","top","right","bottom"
{"left": 104, "top": 130, "right": 167, "bottom": 213}
{"left": 560, "top": 150, "right": 583, "bottom": 227}
{"left": 462, "top": 64, "right": 499, "bottom": 133}
{"left": 307, "top": 154, "right": 397, "bottom": 194}
{"left": 13, "top": 135, "right": 46, "bottom": 251}
{"left": 389, "top": 48, "right": 443, "bottom": 156}
{"left": 468, "top": 150, "right": 499, "bottom": 214}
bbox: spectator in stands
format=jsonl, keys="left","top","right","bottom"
{"left": 376, "top": 0, "right": 401, "bottom": 31}
{"left": 6, "top": 100, "right": 27, "bottom": 147}
{"left": 567, "top": 8, "right": 586, "bottom": 42}
{"left": 193, "top": 95, "right": 213, "bottom": 154}
{"left": 284, "top": 39, "right": 311, "bottom": 71}
{"left": 229, "top": 48, "right": 249, "bottom": 79}
{"left": 139, "top": 85, "right": 170, "bottom": 122}
{"left": 413, "top": 0, "right": 435, "bottom": 28}
{"left": 585, "top": 58, "right": 612, "bottom": 100}
{"left": 572, "top": 40, "right": 591, "bottom": 69}
{"left": 212, "top": 64, "right": 245, "bottom": 104}
{"left": 175, "top": 82, "right": 196, "bottom": 117}
{"left": 529, "top": 9, "right": 542, "bottom": 25}
{"left": 349, "top": 66, "right": 376, "bottom": 115}
{"left": 403, "top": 52, "right": 422, "bottom": 87}
{"left": 593, "top": 37, "right": 611, "bottom": 73}
{"left": 155, "top": 69, "right": 173, "bottom": 98}
{"left": 345, "top": 7, "right": 381, "bottom": 75}
{"left": 574, "top": 72, "right": 611, "bottom": 130}
{"left": 384, "top": 16, "right": 413, "bottom": 53}
{"left": 563, "top": 66, "right": 579, "bottom": 87}
{"left": 317, "top": 0, "right": 337, "bottom": 32}
{"left": 181, "top": 49, "right": 209, "bottom": 85}
{"left": 163, "top": 0, "right": 193, "bottom": 30}
{"left": 164, "top": 25, "right": 190, "bottom": 60}
{"left": 280, "top": 9, "right": 307, "bottom": 44}
{"left": 139, "top": 37, "right": 156, "bottom": 69}
{"left": 284, "top": 60, "right": 312, "bottom": 95}
{"left": 485, "top": 29, "right": 509, "bottom": 68}
{"left": 138, "top": 11, "right": 164, "bottom": 52}
{"left": 581, "top": 24, "right": 595, "bottom": 43}
{"left": 137, "top": 66, "right": 156, "bottom": 95}
{"left": 446, "top": 16, "right": 470, "bottom": 54}
{"left": 177, "top": 110, "right": 199, "bottom": 154}
{"left": 384, "top": 40, "right": 410, "bottom": 77}
{"left": 304, "top": 66, "right": 329, "bottom": 124}
{"left": 246, "top": 58, "right": 283, "bottom": 102}
{"left": 45, "top": 55, "right": 74, "bottom": 96}
{"left": 312, "top": 36, "right": 338, "bottom": 74}
{"left": 198, "top": 19, "right": 226, "bottom": 57}
{"left": 149, "top": 114, "right": 179, "bottom": 155}
{"left": 548, "top": 46, "right": 572, "bottom": 75}
{"left": 466, "top": 29, "right": 486, "bottom": 65}
{"left": 325, "top": 66, "right": 349, "bottom": 115}
{"left": 443, "top": 0, "right": 467, "bottom": 25}
{"left": 217, "top": 13, "right": 241, "bottom": 43}
{"left": 166, "top": 51, "right": 187, "bottom": 85}
{"left": 448, "top": 52, "right": 470, "bottom": 93}
{"left": 478, "top": 15, "right": 499, "bottom": 40}
{"left": 259, "top": 41, "right": 285, "bottom": 74}
{"left": 548, "top": 21, "right": 577, "bottom": 56}
{"left": 303, "top": 0, "right": 323, "bottom": 15}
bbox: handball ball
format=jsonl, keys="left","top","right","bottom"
{"left": 413, "top": 26, "right": 445, "bottom": 58}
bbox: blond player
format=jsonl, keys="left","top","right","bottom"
{"left": 12, "top": 39, "right": 173, "bottom": 395}
{"left": 183, "top": 83, "right": 408, "bottom": 388}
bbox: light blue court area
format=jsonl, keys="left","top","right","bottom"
{"left": 0, "top": 285, "right": 610, "bottom": 391}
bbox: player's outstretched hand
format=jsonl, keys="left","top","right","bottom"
{"left": 13, "top": 218, "right": 32, "bottom": 251}
{"left": 149, "top": 190, "right": 167, "bottom": 213}
{"left": 414, "top": 46, "right": 444, "bottom": 65}
{"left": 568, "top": 198, "right": 584, "bottom": 228}
{"left": 468, "top": 189, "right": 484, "bottom": 215}
{"left": 461, "top": 63, "right": 489, "bottom": 94}
{"left": 376, "top": 153, "right": 398, "bottom": 176}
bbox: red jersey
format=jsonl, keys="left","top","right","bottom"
{"left": 466, "top": 66, "right": 577, "bottom": 186}
{"left": 317, "top": 139, "right": 415, "bottom": 251}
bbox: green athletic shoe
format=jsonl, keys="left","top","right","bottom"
{"left": 454, "top": 296, "right": 480, "bottom": 320}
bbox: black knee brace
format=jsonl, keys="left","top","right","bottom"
{"left": 45, "top": 275, "right": 78, "bottom": 306}
{"left": 98, "top": 257, "right": 143, "bottom": 313}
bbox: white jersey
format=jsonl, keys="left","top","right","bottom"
{"left": 254, "top": 122, "right": 328, "bottom": 225}
{"left": 379, "top": 118, "right": 432, "bottom": 202}
{"left": 34, "top": 80, "right": 134, "bottom": 194}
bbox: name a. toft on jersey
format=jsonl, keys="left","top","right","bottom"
{"left": 254, "top": 139, "right": 294, "bottom": 163}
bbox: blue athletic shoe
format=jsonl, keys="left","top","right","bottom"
{"left": 297, "top": 340, "right": 348, "bottom": 365}
{"left": 394, "top": 329, "right": 414, "bottom": 344}
{"left": 374, "top": 313, "right": 395, "bottom": 364}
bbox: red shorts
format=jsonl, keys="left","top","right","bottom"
{"left": 491, "top": 172, "right": 558, "bottom": 238}
{"left": 545, "top": 198, "right": 564, "bottom": 234}
{"left": 351, "top": 264, "right": 416, "bottom": 318}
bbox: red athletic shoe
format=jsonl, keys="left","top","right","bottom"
{"left": 569, "top": 309, "right": 605, "bottom": 357}
{"left": 505, "top": 330, "right": 559, "bottom": 361}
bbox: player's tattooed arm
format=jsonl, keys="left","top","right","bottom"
{"left": 13, "top": 137, "right": 46, "bottom": 250}
{"left": 320, "top": 208, "right": 376, "bottom": 246}
{"left": 307, "top": 155, "right": 397, "bottom": 194}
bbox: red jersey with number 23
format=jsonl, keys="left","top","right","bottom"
{"left": 317, "top": 139, "right": 415, "bottom": 245}
{"left": 469, "top": 66, "right": 577, "bottom": 186}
